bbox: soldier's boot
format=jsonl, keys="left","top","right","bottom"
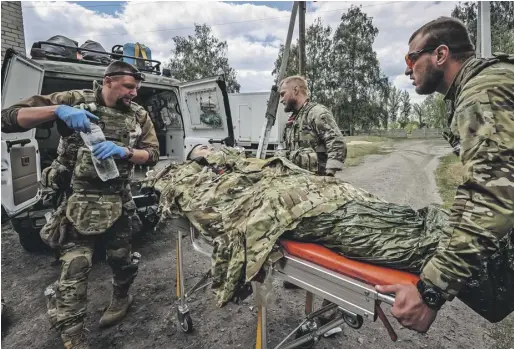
{"left": 60, "top": 323, "right": 90, "bottom": 349}
{"left": 98, "top": 285, "right": 133, "bottom": 327}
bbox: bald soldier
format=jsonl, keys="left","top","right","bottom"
{"left": 278, "top": 75, "right": 347, "bottom": 176}
{"left": 376, "top": 17, "right": 514, "bottom": 333}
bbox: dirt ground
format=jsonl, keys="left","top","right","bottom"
{"left": 1, "top": 139, "right": 513, "bottom": 349}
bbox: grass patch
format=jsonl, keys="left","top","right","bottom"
{"left": 434, "top": 154, "right": 465, "bottom": 208}
{"left": 345, "top": 137, "right": 394, "bottom": 167}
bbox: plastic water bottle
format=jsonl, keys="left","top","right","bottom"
{"left": 80, "top": 123, "right": 120, "bottom": 182}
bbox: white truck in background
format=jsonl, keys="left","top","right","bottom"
{"left": 228, "top": 92, "right": 291, "bottom": 157}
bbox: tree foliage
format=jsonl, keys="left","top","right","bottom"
{"left": 452, "top": 1, "right": 514, "bottom": 54}
{"left": 272, "top": 17, "right": 334, "bottom": 106}
{"left": 412, "top": 94, "right": 447, "bottom": 129}
{"left": 387, "top": 86, "right": 402, "bottom": 124}
{"left": 270, "top": 4, "right": 484, "bottom": 133}
{"left": 168, "top": 24, "right": 241, "bottom": 93}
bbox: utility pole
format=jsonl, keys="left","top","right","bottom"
{"left": 298, "top": 1, "right": 307, "bottom": 76}
{"left": 256, "top": 2, "right": 299, "bottom": 159}
{"left": 476, "top": 1, "right": 492, "bottom": 58}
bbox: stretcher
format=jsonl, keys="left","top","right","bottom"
{"left": 172, "top": 218, "right": 420, "bottom": 349}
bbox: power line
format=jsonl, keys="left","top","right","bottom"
{"left": 62, "top": 1, "right": 403, "bottom": 40}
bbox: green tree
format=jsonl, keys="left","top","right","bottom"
{"left": 272, "top": 43, "right": 299, "bottom": 84}
{"left": 331, "top": 5, "right": 385, "bottom": 133}
{"left": 399, "top": 90, "right": 411, "bottom": 128}
{"left": 422, "top": 94, "right": 447, "bottom": 128}
{"left": 304, "top": 18, "right": 334, "bottom": 106}
{"left": 272, "top": 17, "right": 333, "bottom": 107}
{"left": 168, "top": 24, "right": 241, "bottom": 93}
{"left": 412, "top": 102, "right": 425, "bottom": 127}
{"left": 387, "top": 85, "right": 402, "bottom": 124}
{"left": 452, "top": 2, "right": 514, "bottom": 53}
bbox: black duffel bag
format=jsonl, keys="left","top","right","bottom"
{"left": 80, "top": 40, "right": 111, "bottom": 64}
{"left": 40, "top": 35, "right": 78, "bottom": 59}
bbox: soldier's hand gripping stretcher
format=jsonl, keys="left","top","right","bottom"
{"left": 139, "top": 145, "right": 513, "bottom": 347}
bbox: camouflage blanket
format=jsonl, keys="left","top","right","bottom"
{"left": 145, "top": 147, "right": 449, "bottom": 306}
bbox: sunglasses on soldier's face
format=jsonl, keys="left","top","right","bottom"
{"left": 404, "top": 46, "right": 438, "bottom": 69}
{"left": 405, "top": 43, "right": 475, "bottom": 69}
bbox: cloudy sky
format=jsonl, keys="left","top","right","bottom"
{"left": 21, "top": 0, "right": 460, "bottom": 104}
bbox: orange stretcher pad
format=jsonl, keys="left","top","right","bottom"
{"left": 273, "top": 240, "right": 421, "bottom": 344}
{"left": 280, "top": 240, "right": 419, "bottom": 286}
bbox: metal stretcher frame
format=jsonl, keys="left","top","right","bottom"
{"left": 172, "top": 218, "right": 420, "bottom": 349}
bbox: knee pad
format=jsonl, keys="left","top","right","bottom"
{"left": 65, "top": 255, "right": 92, "bottom": 279}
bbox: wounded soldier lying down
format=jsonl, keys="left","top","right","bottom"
{"left": 143, "top": 145, "right": 513, "bottom": 323}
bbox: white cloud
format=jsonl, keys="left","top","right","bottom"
{"left": 21, "top": 0, "right": 460, "bottom": 100}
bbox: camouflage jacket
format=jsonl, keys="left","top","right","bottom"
{"left": 151, "top": 147, "right": 382, "bottom": 306}
{"left": 281, "top": 101, "right": 347, "bottom": 174}
{"left": 421, "top": 53, "right": 514, "bottom": 299}
{"left": 1, "top": 109, "right": 30, "bottom": 133}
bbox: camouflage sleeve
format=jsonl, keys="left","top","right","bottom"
{"left": 310, "top": 108, "right": 347, "bottom": 170}
{"left": 135, "top": 108, "right": 160, "bottom": 166}
{"left": 421, "top": 66, "right": 514, "bottom": 300}
{"left": 1, "top": 108, "right": 28, "bottom": 133}
{"left": 1, "top": 91, "right": 86, "bottom": 133}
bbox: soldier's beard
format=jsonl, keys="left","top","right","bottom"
{"left": 416, "top": 64, "right": 444, "bottom": 95}
{"left": 115, "top": 97, "right": 133, "bottom": 111}
{"left": 284, "top": 99, "right": 297, "bottom": 113}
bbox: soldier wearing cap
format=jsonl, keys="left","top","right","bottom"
{"left": 2, "top": 60, "right": 159, "bottom": 348}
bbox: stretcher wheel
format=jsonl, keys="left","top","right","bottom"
{"left": 343, "top": 313, "right": 363, "bottom": 329}
{"left": 177, "top": 311, "right": 193, "bottom": 333}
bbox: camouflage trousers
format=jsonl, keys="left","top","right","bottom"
{"left": 286, "top": 201, "right": 514, "bottom": 323}
{"left": 47, "top": 206, "right": 140, "bottom": 331}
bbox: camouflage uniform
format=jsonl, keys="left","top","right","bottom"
{"left": 149, "top": 148, "right": 448, "bottom": 306}
{"left": 281, "top": 101, "right": 347, "bottom": 175}
{"left": 421, "top": 53, "right": 514, "bottom": 322}
{"left": 1, "top": 107, "right": 31, "bottom": 133}
{"left": 2, "top": 83, "right": 159, "bottom": 331}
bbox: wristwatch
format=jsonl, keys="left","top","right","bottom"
{"left": 126, "top": 147, "right": 134, "bottom": 160}
{"left": 416, "top": 279, "right": 446, "bottom": 310}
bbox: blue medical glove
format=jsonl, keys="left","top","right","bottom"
{"left": 55, "top": 105, "right": 99, "bottom": 133}
{"left": 92, "top": 141, "right": 127, "bottom": 160}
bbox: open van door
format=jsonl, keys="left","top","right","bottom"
{"left": 179, "top": 75, "right": 234, "bottom": 160}
{"left": 1, "top": 49, "right": 44, "bottom": 217}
